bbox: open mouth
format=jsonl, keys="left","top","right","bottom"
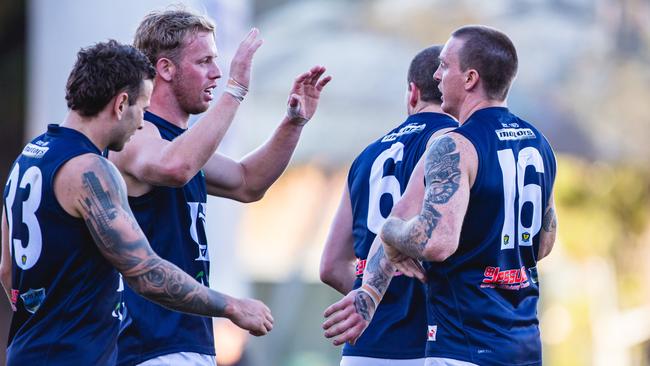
{"left": 204, "top": 85, "right": 217, "bottom": 99}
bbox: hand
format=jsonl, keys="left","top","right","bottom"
{"left": 226, "top": 297, "right": 274, "bottom": 336}
{"left": 286, "top": 65, "right": 332, "bottom": 125}
{"left": 229, "top": 28, "right": 264, "bottom": 88}
{"left": 323, "top": 289, "right": 375, "bottom": 346}
{"left": 383, "top": 242, "right": 427, "bottom": 283}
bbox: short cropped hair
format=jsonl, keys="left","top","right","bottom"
{"left": 407, "top": 45, "right": 444, "bottom": 104}
{"left": 134, "top": 8, "right": 215, "bottom": 66}
{"left": 452, "top": 25, "right": 518, "bottom": 101}
{"left": 65, "top": 40, "right": 156, "bottom": 117}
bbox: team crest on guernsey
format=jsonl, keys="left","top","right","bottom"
{"left": 521, "top": 232, "right": 531, "bottom": 242}
{"left": 503, "top": 235, "right": 510, "bottom": 246}
{"left": 20, "top": 288, "right": 46, "bottom": 314}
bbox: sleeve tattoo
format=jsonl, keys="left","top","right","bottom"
{"left": 79, "top": 157, "right": 227, "bottom": 317}
{"left": 381, "top": 136, "right": 461, "bottom": 259}
{"left": 542, "top": 207, "right": 557, "bottom": 232}
{"left": 363, "top": 244, "right": 393, "bottom": 295}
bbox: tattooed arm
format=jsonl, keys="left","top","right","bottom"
{"left": 54, "top": 154, "right": 273, "bottom": 336}
{"left": 319, "top": 186, "right": 356, "bottom": 295}
{"left": 538, "top": 192, "right": 557, "bottom": 260}
{"left": 381, "top": 133, "right": 476, "bottom": 262}
{"left": 322, "top": 157, "right": 430, "bottom": 346}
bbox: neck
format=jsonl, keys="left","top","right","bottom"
{"left": 457, "top": 96, "right": 506, "bottom": 125}
{"left": 148, "top": 83, "right": 190, "bottom": 128}
{"left": 409, "top": 102, "right": 446, "bottom": 116}
{"left": 60, "top": 111, "right": 109, "bottom": 151}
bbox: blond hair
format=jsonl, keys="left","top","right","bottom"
{"left": 134, "top": 7, "right": 215, "bottom": 66}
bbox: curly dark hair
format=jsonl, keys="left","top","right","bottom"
{"left": 65, "top": 40, "right": 156, "bottom": 117}
{"left": 407, "top": 45, "right": 444, "bottom": 104}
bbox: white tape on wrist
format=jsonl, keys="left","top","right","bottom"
{"left": 225, "top": 78, "right": 248, "bottom": 103}
{"left": 359, "top": 284, "right": 381, "bottom": 308}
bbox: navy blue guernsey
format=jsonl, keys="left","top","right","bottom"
{"left": 117, "top": 112, "right": 213, "bottom": 365}
{"left": 4, "top": 125, "right": 121, "bottom": 365}
{"left": 424, "top": 108, "right": 556, "bottom": 365}
{"left": 345, "top": 112, "right": 457, "bottom": 359}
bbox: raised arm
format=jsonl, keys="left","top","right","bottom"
{"left": 538, "top": 191, "right": 557, "bottom": 260}
{"left": 319, "top": 186, "right": 356, "bottom": 295}
{"left": 55, "top": 154, "right": 273, "bottom": 336}
{"left": 203, "top": 66, "right": 332, "bottom": 202}
{"left": 381, "top": 133, "right": 476, "bottom": 262}
{"left": 110, "top": 29, "right": 263, "bottom": 188}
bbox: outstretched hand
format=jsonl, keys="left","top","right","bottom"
{"left": 229, "top": 28, "right": 264, "bottom": 88}
{"left": 323, "top": 289, "right": 374, "bottom": 346}
{"left": 286, "top": 65, "right": 332, "bottom": 125}
{"left": 227, "top": 297, "right": 274, "bottom": 336}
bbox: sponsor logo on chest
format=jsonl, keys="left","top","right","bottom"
{"left": 495, "top": 128, "right": 536, "bottom": 141}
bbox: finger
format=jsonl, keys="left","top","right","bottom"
{"left": 264, "top": 319, "right": 273, "bottom": 332}
{"left": 248, "top": 38, "right": 263, "bottom": 55}
{"left": 316, "top": 75, "right": 332, "bottom": 91}
{"left": 332, "top": 322, "right": 365, "bottom": 346}
{"left": 395, "top": 259, "right": 423, "bottom": 279}
{"left": 324, "top": 297, "right": 352, "bottom": 318}
{"left": 307, "top": 66, "right": 325, "bottom": 86}
{"left": 324, "top": 314, "right": 363, "bottom": 339}
{"left": 322, "top": 305, "right": 354, "bottom": 330}
{"left": 241, "top": 28, "right": 259, "bottom": 46}
{"left": 249, "top": 323, "right": 267, "bottom": 336}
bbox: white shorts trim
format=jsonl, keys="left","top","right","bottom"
{"left": 341, "top": 356, "right": 426, "bottom": 366}
{"left": 424, "top": 357, "right": 478, "bottom": 366}
{"left": 137, "top": 352, "right": 216, "bottom": 366}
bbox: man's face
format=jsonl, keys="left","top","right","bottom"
{"left": 109, "top": 79, "right": 153, "bottom": 151}
{"left": 171, "top": 31, "right": 221, "bottom": 115}
{"left": 433, "top": 37, "right": 465, "bottom": 119}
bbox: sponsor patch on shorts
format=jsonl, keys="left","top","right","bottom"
{"left": 428, "top": 325, "right": 438, "bottom": 341}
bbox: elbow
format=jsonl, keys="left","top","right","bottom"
{"left": 421, "top": 239, "right": 457, "bottom": 262}
{"left": 153, "top": 161, "right": 195, "bottom": 187}
{"left": 319, "top": 261, "right": 335, "bottom": 286}
{"left": 235, "top": 189, "right": 266, "bottom": 203}
{"left": 538, "top": 240, "right": 555, "bottom": 261}
{"left": 0, "top": 265, "right": 11, "bottom": 292}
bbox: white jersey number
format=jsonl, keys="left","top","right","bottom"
{"left": 367, "top": 142, "right": 405, "bottom": 234}
{"left": 5, "top": 163, "right": 44, "bottom": 269}
{"left": 497, "top": 147, "right": 544, "bottom": 250}
{"left": 188, "top": 202, "right": 209, "bottom": 261}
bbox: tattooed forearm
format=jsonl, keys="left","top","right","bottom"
{"left": 364, "top": 244, "right": 392, "bottom": 295}
{"left": 381, "top": 136, "right": 460, "bottom": 260}
{"left": 542, "top": 207, "right": 557, "bottom": 232}
{"left": 353, "top": 291, "right": 372, "bottom": 322}
{"left": 79, "top": 156, "right": 228, "bottom": 317}
{"left": 124, "top": 257, "right": 228, "bottom": 317}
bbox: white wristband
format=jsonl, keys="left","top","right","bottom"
{"left": 225, "top": 78, "right": 248, "bottom": 103}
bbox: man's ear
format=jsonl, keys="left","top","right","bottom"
{"left": 113, "top": 92, "right": 129, "bottom": 120}
{"left": 408, "top": 82, "right": 420, "bottom": 108}
{"left": 464, "top": 69, "right": 479, "bottom": 92}
{"left": 156, "top": 57, "right": 176, "bottom": 82}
